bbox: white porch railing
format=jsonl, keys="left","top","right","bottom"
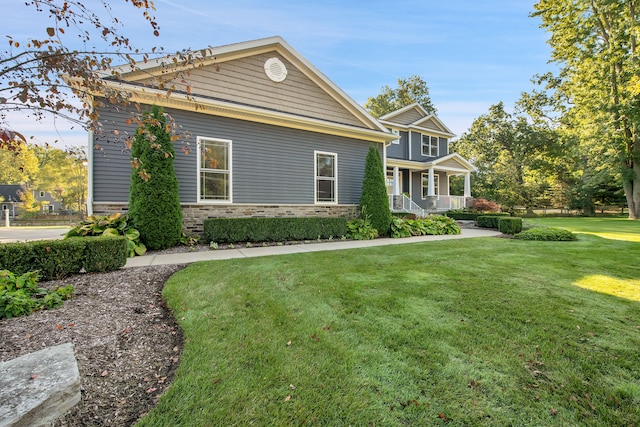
{"left": 389, "top": 194, "right": 426, "bottom": 217}
{"left": 435, "top": 196, "right": 467, "bottom": 211}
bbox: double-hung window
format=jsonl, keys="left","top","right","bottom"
{"left": 198, "top": 137, "right": 232, "bottom": 202}
{"left": 421, "top": 135, "right": 439, "bottom": 157}
{"left": 315, "top": 151, "right": 337, "bottom": 204}
{"left": 421, "top": 173, "right": 439, "bottom": 199}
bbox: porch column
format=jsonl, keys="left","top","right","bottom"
{"left": 464, "top": 172, "right": 471, "bottom": 197}
{"left": 428, "top": 168, "right": 435, "bottom": 197}
{"left": 393, "top": 166, "right": 400, "bottom": 195}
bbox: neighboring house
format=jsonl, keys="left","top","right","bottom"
{"left": 0, "top": 184, "right": 61, "bottom": 217}
{"left": 87, "top": 36, "right": 397, "bottom": 233}
{"left": 379, "top": 104, "right": 475, "bottom": 215}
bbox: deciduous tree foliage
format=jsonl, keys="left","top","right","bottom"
{"left": 365, "top": 75, "right": 436, "bottom": 118}
{"left": 128, "top": 105, "right": 182, "bottom": 250}
{"left": 533, "top": 0, "right": 640, "bottom": 219}
{"left": 453, "top": 102, "right": 559, "bottom": 211}
{"left": 0, "top": 1, "right": 163, "bottom": 147}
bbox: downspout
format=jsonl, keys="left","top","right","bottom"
{"left": 86, "top": 95, "right": 94, "bottom": 216}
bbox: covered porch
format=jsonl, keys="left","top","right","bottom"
{"left": 385, "top": 154, "right": 475, "bottom": 215}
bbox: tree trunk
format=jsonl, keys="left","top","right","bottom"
{"left": 622, "top": 163, "right": 640, "bottom": 219}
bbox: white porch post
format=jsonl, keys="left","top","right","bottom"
{"left": 428, "top": 168, "right": 435, "bottom": 197}
{"left": 393, "top": 166, "right": 400, "bottom": 195}
{"left": 464, "top": 172, "right": 471, "bottom": 198}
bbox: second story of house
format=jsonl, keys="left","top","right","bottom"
{"left": 378, "top": 103, "right": 455, "bottom": 162}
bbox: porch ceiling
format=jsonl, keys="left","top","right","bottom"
{"left": 386, "top": 158, "right": 472, "bottom": 174}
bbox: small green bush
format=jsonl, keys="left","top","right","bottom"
{"left": 498, "top": 217, "right": 523, "bottom": 235}
{"left": 514, "top": 227, "right": 578, "bottom": 241}
{"left": 81, "top": 236, "right": 129, "bottom": 273}
{"left": 204, "top": 217, "right": 348, "bottom": 243}
{"left": 445, "top": 211, "right": 482, "bottom": 221}
{"left": 66, "top": 213, "right": 146, "bottom": 257}
{"left": 391, "top": 215, "right": 461, "bottom": 238}
{"left": 0, "top": 270, "right": 74, "bottom": 319}
{"left": 477, "top": 214, "right": 511, "bottom": 229}
{"left": 346, "top": 216, "right": 379, "bottom": 240}
{"left": 0, "top": 236, "right": 128, "bottom": 280}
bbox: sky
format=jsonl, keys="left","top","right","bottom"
{"left": 1, "top": 0, "right": 554, "bottom": 149}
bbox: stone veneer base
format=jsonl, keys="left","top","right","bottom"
{"left": 92, "top": 203, "right": 358, "bottom": 235}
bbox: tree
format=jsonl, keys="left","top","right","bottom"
{"left": 0, "top": 143, "right": 39, "bottom": 184}
{"left": 359, "top": 145, "right": 392, "bottom": 236}
{"left": 532, "top": 0, "right": 640, "bottom": 219}
{"left": 453, "top": 102, "right": 559, "bottom": 212}
{"left": 0, "top": 1, "right": 161, "bottom": 146}
{"left": 33, "top": 146, "right": 87, "bottom": 214}
{"left": 128, "top": 105, "right": 182, "bottom": 250}
{"left": 365, "top": 75, "right": 436, "bottom": 118}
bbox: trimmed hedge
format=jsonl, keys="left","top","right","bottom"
{"left": 476, "top": 213, "right": 511, "bottom": 229}
{"left": 498, "top": 217, "right": 523, "bottom": 235}
{"left": 0, "top": 236, "right": 127, "bottom": 280}
{"left": 204, "top": 217, "right": 348, "bottom": 243}
{"left": 514, "top": 227, "right": 578, "bottom": 241}
{"left": 445, "top": 211, "right": 507, "bottom": 221}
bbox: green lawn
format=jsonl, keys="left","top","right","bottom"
{"left": 138, "top": 218, "right": 640, "bottom": 426}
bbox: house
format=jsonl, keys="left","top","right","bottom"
{"left": 380, "top": 104, "right": 475, "bottom": 215}
{"left": 0, "top": 184, "right": 62, "bottom": 217}
{"left": 85, "top": 36, "right": 472, "bottom": 234}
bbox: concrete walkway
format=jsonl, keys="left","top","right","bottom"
{"left": 125, "top": 228, "right": 502, "bottom": 268}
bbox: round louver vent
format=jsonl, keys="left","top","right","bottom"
{"left": 264, "top": 57, "right": 287, "bottom": 82}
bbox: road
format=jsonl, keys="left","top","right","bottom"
{"left": 0, "top": 226, "right": 70, "bottom": 243}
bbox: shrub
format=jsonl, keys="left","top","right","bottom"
{"left": 0, "top": 237, "right": 127, "bottom": 280}
{"left": 391, "top": 215, "right": 461, "bottom": 238}
{"left": 514, "top": 227, "right": 578, "bottom": 241}
{"left": 66, "top": 213, "right": 146, "bottom": 257}
{"left": 0, "top": 270, "right": 74, "bottom": 319}
{"left": 359, "top": 145, "right": 392, "bottom": 236}
{"left": 81, "top": 236, "right": 129, "bottom": 273}
{"left": 128, "top": 105, "right": 183, "bottom": 250}
{"left": 498, "top": 217, "right": 523, "bottom": 235}
{"left": 445, "top": 210, "right": 482, "bottom": 221}
{"left": 471, "top": 198, "right": 501, "bottom": 212}
{"left": 477, "top": 214, "right": 511, "bottom": 229}
{"left": 204, "top": 217, "right": 347, "bottom": 243}
{"left": 346, "top": 215, "right": 379, "bottom": 240}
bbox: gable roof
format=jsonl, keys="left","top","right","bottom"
{"left": 378, "top": 103, "right": 455, "bottom": 138}
{"left": 386, "top": 153, "right": 475, "bottom": 173}
{"left": 88, "top": 36, "right": 395, "bottom": 143}
{"left": 0, "top": 185, "right": 22, "bottom": 202}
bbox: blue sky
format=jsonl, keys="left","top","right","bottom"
{"left": 2, "top": 0, "right": 552, "bottom": 148}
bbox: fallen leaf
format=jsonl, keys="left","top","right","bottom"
{"left": 550, "top": 408, "right": 558, "bottom": 416}
{"left": 173, "top": 346, "right": 179, "bottom": 353}
{"left": 322, "top": 325, "right": 330, "bottom": 330}
{"left": 55, "top": 324, "right": 63, "bottom": 330}
{"left": 146, "top": 387, "right": 157, "bottom": 394}
{"left": 284, "top": 395, "right": 291, "bottom": 402}
{"left": 286, "top": 340, "right": 292, "bottom": 346}
{"left": 29, "top": 373, "right": 39, "bottom": 380}
{"left": 311, "top": 333, "right": 320, "bottom": 342}
{"left": 289, "top": 384, "right": 296, "bottom": 390}
{"left": 438, "top": 412, "right": 449, "bottom": 421}
{"left": 101, "top": 370, "right": 108, "bottom": 377}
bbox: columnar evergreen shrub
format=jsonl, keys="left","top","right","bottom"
{"left": 359, "top": 145, "right": 391, "bottom": 236}
{"left": 128, "top": 105, "right": 183, "bottom": 250}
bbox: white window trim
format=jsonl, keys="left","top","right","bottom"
{"left": 390, "top": 129, "right": 400, "bottom": 144}
{"left": 421, "top": 134, "right": 439, "bottom": 157}
{"left": 314, "top": 150, "right": 338, "bottom": 205}
{"left": 197, "top": 136, "right": 233, "bottom": 204}
{"left": 421, "top": 173, "right": 439, "bottom": 199}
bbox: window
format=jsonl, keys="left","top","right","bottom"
{"left": 421, "top": 135, "right": 439, "bottom": 157}
{"left": 315, "top": 151, "right": 337, "bottom": 203}
{"left": 390, "top": 129, "right": 400, "bottom": 144}
{"left": 39, "top": 191, "right": 45, "bottom": 198}
{"left": 421, "top": 173, "right": 439, "bottom": 199}
{"left": 198, "top": 137, "right": 232, "bottom": 202}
